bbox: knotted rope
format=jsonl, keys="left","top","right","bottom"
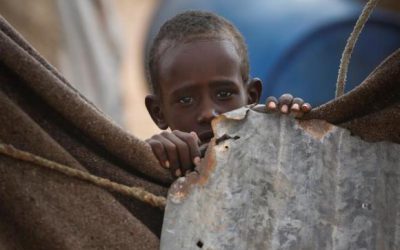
{"left": 0, "top": 143, "right": 166, "bottom": 209}
{"left": 336, "top": 0, "right": 380, "bottom": 97}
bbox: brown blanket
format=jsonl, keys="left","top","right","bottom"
{"left": 0, "top": 15, "right": 398, "bottom": 249}
{"left": 0, "top": 16, "right": 172, "bottom": 250}
{"left": 305, "top": 47, "right": 400, "bottom": 144}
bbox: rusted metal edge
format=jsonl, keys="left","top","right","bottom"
{"left": 167, "top": 108, "right": 249, "bottom": 204}
{"left": 296, "top": 119, "right": 336, "bottom": 141}
{"left": 167, "top": 107, "right": 337, "bottom": 204}
{"left": 167, "top": 138, "right": 217, "bottom": 204}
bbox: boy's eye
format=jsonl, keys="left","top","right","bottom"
{"left": 179, "top": 96, "right": 193, "bottom": 104}
{"left": 217, "top": 90, "right": 233, "bottom": 99}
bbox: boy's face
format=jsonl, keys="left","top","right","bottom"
{"left": 146, "top": 39, "right": 261, "bottom": 143}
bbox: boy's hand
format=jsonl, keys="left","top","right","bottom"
{"left": 145, "top": 131, "right": 201, "bottom": 178}
{"left": 265, "top": 93, "right": 312, "bottom": 117}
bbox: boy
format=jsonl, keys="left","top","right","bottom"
{"left": 144, "top": 11, "right": 311, "bottom": 178}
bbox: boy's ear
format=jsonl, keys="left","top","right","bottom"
{"left": 246, "top": 78, "right": 262, "bottom": 104}
{"left": 145, "top": 95, "right": 169, "bottom": 130}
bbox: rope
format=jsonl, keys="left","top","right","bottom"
{"left": 335, "top": 0, "right": 380, "bottom": 98}
{"left": 0, "top": 143, "right": 166, "bottom": 209}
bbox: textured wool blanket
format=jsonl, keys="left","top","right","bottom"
{"left": 0, "top": 15, "right": 398, "bottom": 249}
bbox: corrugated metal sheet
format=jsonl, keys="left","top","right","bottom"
{"left": 161, "top": 107, "right": 400, "bottom": 250}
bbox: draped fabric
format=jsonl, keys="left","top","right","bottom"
{"left": 0, "top": 16, "right": 171, "bottom": 250}
{"left": 305, "top": 47, "right": 400, "bottom": 144}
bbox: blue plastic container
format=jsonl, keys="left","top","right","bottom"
{"left": 146, "top": 0, "right": 400, "bottom": 105}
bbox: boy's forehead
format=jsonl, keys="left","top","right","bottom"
{"left": 157, "top": 39, "right": 243, "bottom": 95}
{"left": 158, "top": 35, "right": 239, "bottom": 60}
{"left": 159, "top": 39, "right": 240, "bottom": 69}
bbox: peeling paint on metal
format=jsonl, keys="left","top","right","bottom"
{"left": 196, "top": 139, "right": 217, "bottom": 186}
{"left": 297, "top": 119, "right": 335, "bottom": 140}
{"left": 250, "top": 104, "right": 267, "bottom": 113}
{"left": 161, "top": 110, "right": 400, "bottom": 250}
{"left": 220, "top": 106, "right": 249, "bottom": 120}
{"left": 167, "top": 139, "right": 218, "bottom": 203}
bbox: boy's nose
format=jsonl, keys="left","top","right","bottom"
{"left": 197, "top": 107, "right": 219, "bottom": 124}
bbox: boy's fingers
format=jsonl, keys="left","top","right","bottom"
{"left": 190, "top": 132, "right": 202, "bottom": 165}
{"left": 153, "top": 134, "right": 179, "bottom": 173}
{"left": 162, "top": 132, "right": 192, "bottom": 175}
{"left": 175, "top": 168, "right": 182, "bottom": 178}
{"left": 301, "top": 103, "right": 312, "bottom": 113}
{"left": 155, "top": 134, "right": 181, "bottom": 178}
{"left": 278, "top": 94, "right": 293, "bottom": 114}
{"left": 290, "top": 97, "right": 304, "bottom": 117}
{"left": 265, "top": 96, "right": 278, "bottom": 112}
{"left": 291, "top": 98, "right": 304, "bottom": 111}
{"left": 190, "top": 131, "right": 201, "bottom": 145}
{"left": 145, "top": 138, "right": 169, "bottom": 169}
{"left": 173, "top": 130, "right": 201, "bottom": 166}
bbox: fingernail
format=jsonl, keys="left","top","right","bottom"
{"left": 193, "top": 156, "right": 201, "bottom": 165}
{"left": 301, "top": 104, "right": 310, "bottom": 112}
{"left": 190, "top": 131, "right": 200, "bottom": 142}
{"left": 291, "top": 103, "right": 300, "bottom": 111}
{"left": 165, "top": 161, "right": 170, "bottom": 168}
{"left": 175, "top": 169, "right": 181, "bottom": 177}
{"left": 267, "top": 101, "right": 277, "bottom": 110}
{"left": 281, "top": 104, "right": 288, "bottom": 113}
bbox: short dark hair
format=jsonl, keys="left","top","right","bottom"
{"left": 146, "top": 10, "right": 250, "bottom": 94}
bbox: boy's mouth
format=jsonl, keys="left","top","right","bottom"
{"left": 198, "top": 130, "right": 214, "bottom": 144}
